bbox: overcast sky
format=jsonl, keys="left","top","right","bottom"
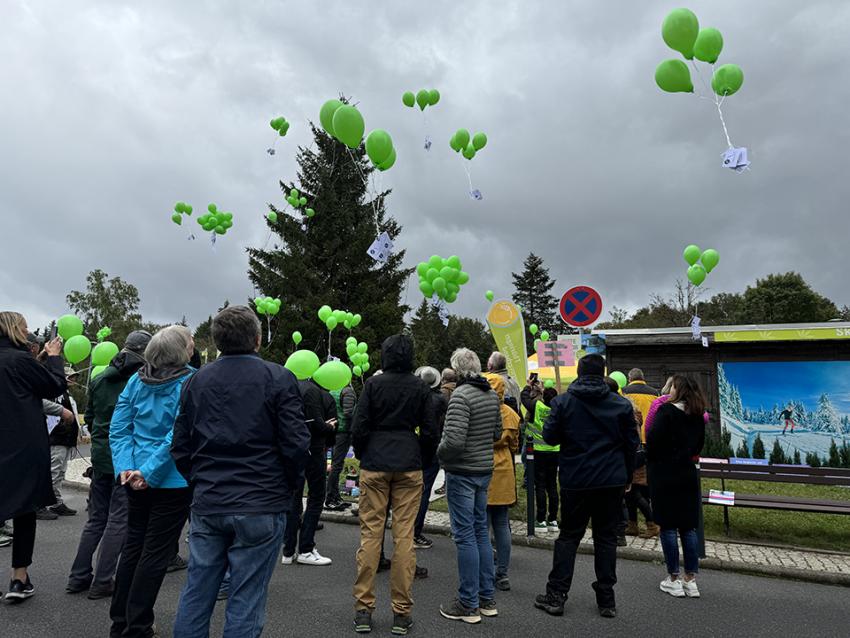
{"left": 2, "top": 0, "right": 849, "bottom": 333}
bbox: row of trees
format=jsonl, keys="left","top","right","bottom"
{"left": 703, "top": 427, "right": 850, "bottom": 468}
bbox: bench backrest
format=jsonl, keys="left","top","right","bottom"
{"left": 700, "top": 461, "right": 850, "bottom": 487}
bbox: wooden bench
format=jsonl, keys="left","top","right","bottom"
{"left": 699, "top": 460, "right": 850, "bottom": 534}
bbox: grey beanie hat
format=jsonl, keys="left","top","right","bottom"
{"left": 124, "top": 330, "right": 153, "bottom": 354}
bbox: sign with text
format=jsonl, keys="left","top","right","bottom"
{"left": 486, "top": 299, "right": 528, "bottom": 387}
{"left": 536, "top": 339, "right": 575, "bottom": 368}
{"left": 708, "top": 490, "right": 735, "bottom": 506}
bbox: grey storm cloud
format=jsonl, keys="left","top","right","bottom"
{"left": 1, "top": 0, "right": 848, "bottom": 332}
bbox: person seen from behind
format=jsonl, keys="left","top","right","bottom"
{"left": 413, "top": 366, "right": 448, "bottom": 550}
{"left": 326, "top": 384, "right": 358, "bottom": 511}
{"left": 521, "top": 383, "right": 560, "bottom": 534}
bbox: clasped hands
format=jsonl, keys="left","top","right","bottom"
{"left": 120, "top": 470, "right": 148, "bottom": 490}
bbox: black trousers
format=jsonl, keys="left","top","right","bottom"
{"left": 12, "top": 512, "right": 37, "bottom": 569}
{"left": 284, "top": 446, "right": 326, "bottom": 556}
{"left": 626, "top": 485, "right": 653, "bottom": 523}
{"left": 326, "top": 432, "right": 352, "bottom": 503}
{"left": 110, "top": 486, "right": 191, "bottom": 638}
{"left": 546, "top": 486, "right": 624, "bottom": 609}
{"left": 534, "top": 451, "right": 559, "bottom": 522}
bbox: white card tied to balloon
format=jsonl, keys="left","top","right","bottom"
{"left": 722, "top": 147, "right": 750, "bottom": 172}
{"left": 367, "top": 232, "right": 393, "bottom": 265}
{"left": 435, "top": 299, "right": 450, "bottom": 327}
{"left": 691, "top": 315, "right": 701, "bottom": 341}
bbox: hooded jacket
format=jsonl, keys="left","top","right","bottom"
{"left": 438, "top": 375, "right": 502, "bottom": 476}
{"left": 299, "top": 379, "right": 337, "bottom": 449}
{"left": 542, "top": 375, "right": 639, "bottom": 490}
{"left": 351, "top": 334, "right": 437, "bottom": 472}
{"left": 86, "top": 350, "right": 146, "bottom": 476}
{"left": 110, "top": 365, "right": 193, "bottom": 489}
{"left": 0, "top": 336, "right": 67, "bottom": 520}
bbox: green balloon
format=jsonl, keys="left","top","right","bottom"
{"left": 456, "top": 271, "right": 470, "bottom": 285}
{"left": 91, "top": 341, "right": 119, "bottom": 366}
{"left": 446, "top": 255, "right": 461, "bottom": 270}
{"left": 346, "top": 336, "right": 357, "bottom": 346}
{"left": 425, "top": 268, "right": 439, "bottom": 282}
{"left": 267, "top": 211, "right": 277, "bottom": 223}
{"left": 544, "top": 379, "right": 555, "bottom": 390}
{"left": 377, "top": 147, "right": 396, "bottom": 171}
{"left": 662, "top": 8, "right": 699, "bottom": 59}
{"left": 428, "top": 89, "right": 440, "bottom": 106}
{"left": 462, "top": 144, "right": 476, "bottom": 160}
{"left": 449, "top": 133, "right": 462, "bottom": 152}
{"left": 432, "top": 277, "right": 447, "bottom": 292}
{"left": 454, "top": 129, "right": 470, "bottom": 149}
{"left": 57, "top": 314, "right": 84, "bottom": 340}
{"left": 610, "top": 371, "right": 628, "bottom": 389}
{"left": 332, "top": 105, "right": 365, "bottom": 149}
{"left": 693, "top": 27, "right": 723, "bottom": 64}
{"left": 305, "top": 208, "right": 315, "bottom": 218}
{"left": 285, "top": 350, "right": 321, "bottom": 381}
{"left": 712, "top": 64, "right": 744, "bottom": 96}
{"left": 687, "top": 264, "right": 707, "bottom": 286}
{"left": 351, "top": 314, "right": 362, "bottom": 327}
{"left": 63, "top": 334, "right": 91, "bottom": 364}
{"left": 420, "top": 280, "right": 434, "bottom": 297}
{"left": 655, "top": 59, "right": 693, "bottom": 93}
{"left": 683, "top": 244, "right": 701, "bottom": 266}
{"left": 428, "top": 254, "right": 442, "bottom": 269}
{"left": 172, "top": 213, "right": 182, "bottom": 225}
{"left": 416, "top": 89, "right": 430, "bottom": 111}
{"left": 318, "top": 305, "right": 332, "bottom": 322}
{"left": 365, "top": 129, "right": 393, "bottom": 166}
{"left": 208, "top": 203, "right": 217, "bottom": 213}
{"left": 319, "top": 99, "right": 343, "bottom": 137}
{"left": 701, "top": 248, "right": 720, "bottom": 273}
{"left": 353, "top": 365, "right": 362, "bottom": 377}
{"left": 485, "top": 290, "right": 494, "bottom": 302}
{"left": 326, "top": 316, "right": 338, "bottom": 331}
{"left": 416, "top": 262, "right": 429, "bottom": 277}
{"left": 90, "top": 365, "right": 107, "bottom": 380}
{"left": 292, "top": 331, "right": 302, "bottom": 345}
{"left": 402, "top": 91, "right": 415, "bottom": 107}
{"left": 279, "top": 121, "right": 289, "bottom": 136}
{"left": 313, "top": 360, "right": 352, "bottom": 392}
{"left": 346, "top": 343, "right": 357, "bottom": 357}
{"left": 362, "top": 362, "right": 370, "bottom": 373}
{"left": 472, "top": 132, "right": 487, "bottom": 151}
{"left": 299, "top": 197, "right": 307, "bottom": 207}
{"left": 357, "top": 342, "right": 368, "bottom": 354}
{"left": 540, "top": 331, "right": 550, "bottom": 342}
{"left": 183, "top": 204, "right": 192, "bottom": 215}
{"left": 529, "top": 323, "right": 538, "bottom": 336}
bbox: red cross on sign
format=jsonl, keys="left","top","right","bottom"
{"left": 560, "top": 286, "right": 603, "bottom": 328}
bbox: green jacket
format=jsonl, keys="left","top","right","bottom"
{"left": 527, "top": 400, "right": 560, "bottom": 453}
{"left": 85, "top": 351, "right": 145, "bottom": 475}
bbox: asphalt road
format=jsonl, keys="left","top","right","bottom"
{"left": 2, "top": 491, "right": 849, "bottom": 637}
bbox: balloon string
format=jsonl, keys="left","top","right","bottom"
{"left": 462, "top": 160, "right": 474, "bottom": 192}
{"left": 345, "top": 146, "right": 380, "bottom": 222}
{"left": 690, "top": 60, "right": 734, "bottom": 149}
{"left": 267, "top": 316, "right": 271, "bottom": 344}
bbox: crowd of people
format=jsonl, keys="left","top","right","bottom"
{"left": 0, "top": 306, "right": 708, "bottom": 636}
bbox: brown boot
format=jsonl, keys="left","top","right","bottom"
{"left": 639, "top": 522, "right": 660, "bottom": 538}
{"left": 625, "top": 521, "right": 639, "bottom": 536}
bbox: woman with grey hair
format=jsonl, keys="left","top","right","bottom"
{"left": 109, "top": 325, "right": 195, "bottom": 638}
{"left": 438, "top": 349, "right": 502, "bottom": 624}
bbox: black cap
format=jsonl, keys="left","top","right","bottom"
{"left": 577, "top": 354, "right": 606, "bottom": 377}
{"left": 124, "top": 330, "right": 153, "bottom": 354}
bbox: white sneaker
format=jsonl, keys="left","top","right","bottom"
{"left": 297, "top": 549, "right": 332, "bottom": 566}
{"left": 548, "top": 521, "right": 559, "bottom": 533}
{"left": 281, "top": 554, "right": 295, "bottom": 565}
{"left": 682, "top": 578, "right": 700, "bottom": 598}
{"left": 660, "top": 576, "right": 685, "bottom": 598}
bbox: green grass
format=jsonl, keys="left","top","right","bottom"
{"left": 426, "top": 470, "right": 850, "bottom": 552}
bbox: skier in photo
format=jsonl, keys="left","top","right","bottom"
{"left": 781, "top": 405, "right": 796, "bottom": 435}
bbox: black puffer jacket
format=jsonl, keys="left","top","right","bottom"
{"left": 298, "top": 379, "right": 337, "bottom": 449}
{"left": 351, "top": 335, "right": 437, "bottom": 472}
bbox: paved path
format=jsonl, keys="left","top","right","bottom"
{"left": 2, "top": 491, "right": 850, "bottom": 637}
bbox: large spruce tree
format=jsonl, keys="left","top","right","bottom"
{"left": 248, "top": 124, "right": 410, "bottom": 364}
{"left": 511, "top": 252, "right": 560, "bottom": 351}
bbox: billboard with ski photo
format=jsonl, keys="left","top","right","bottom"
{"left": 717, "top": 361, "right": 850, "bottom": 465}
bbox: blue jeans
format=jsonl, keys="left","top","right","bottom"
{"left": 487, "top": 505, "right": 511, "bottom": 579}
{"left": 445, "top": 472, "right": 495, "bottom": 609}
{"left": 659, "top": 528, "right": 699, "bottom": 576}
{"left": 173, "top": 512, "right": 286, "bottom": 638}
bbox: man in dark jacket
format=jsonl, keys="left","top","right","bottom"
{"left": 171, "top": 305, "right": 309, "bottom": 638}
{"left": 66, "top": 331, "right": 151, "bottom": 598}
{"left": 350, "top": 334, "right": 437, "bottom": 635}
{"left": 325, "top": 385, "right": 357, "bottom": 510}
{"left": 534, "top": 354, "right": 639, "bottom": 619}
{"left": 282, "top": 377, "right": 337, "bottom": 565}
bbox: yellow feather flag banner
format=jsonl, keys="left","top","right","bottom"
{"left": 486, "top": 299, "right": 528, "bottom": 386}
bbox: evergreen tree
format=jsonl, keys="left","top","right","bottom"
{"left": 248, "top": 123, "right": 411, "bottom": 364}
{"left": 734, "top": 440, "right": 750, "bottom": 458}
{"left": 813, "top": 394, "right": 842, "bottom": 434}
{"left": 840, "top": 441, "right": 850, "bottom": 469}
{"left": 719, "top": 426, "right": 734, "bottom": 459}
{"left": 828, "top": 439, "right": 841, "bottom": 467}
{"left": 769, "top": 439, "right": 788, "bottom": 465}
{"left": 408, "top": 299, "right": 495, "bottom": 370}
{"left": 793, "top": 448, "right": 801, "bottom": 465}
{"left": 805, "top": 452, "right": 822, "bottom": 467}
{"left": 511, "top": 252, "right": 560, "bottom": 352}
{"left": 752, "top": 434, "right": 766, "bottom": 459}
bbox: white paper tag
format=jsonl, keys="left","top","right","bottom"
{"left": 708, "top": 489, "right": 734, "bottom": 506}
{"left": 367, "top": 232, "right": 393, "bottom": 264}
{"left": 691, "top": 315, "right": 701, "bottom": 340}
{"left": 702, "top": 336, "right": 709, "bottom": 348}
{"left": 435, "top": 300, "right": 450, "bottom": 327}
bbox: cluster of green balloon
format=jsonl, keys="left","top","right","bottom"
{"left": 285, "top": 349, "right": 320, "bottom": 381}
{"left": 254, "top": 296, "right": 281, "bottom": 316}
{"left": 319, "top": 99, "right": 365, "bottom": 149}
{"left": 416, "top": 255, "right": 469, "bottom": 304}
{"left": 171, "top": 201, "right": 193, "bottom": 226}
{"left": 95, "top": 326, "right": 112, "bottom": 342}
{"left": 196, "top": 204, "right": 233, "bottom": 235}
{"left": 284, "top": 188, "right": 315, "bottom": 219}
{"left": 683, "top": 244, "right": 720, "bottom": 287}
{"left": 269, "top": 116, "right": 290, "bottom": 137}
{"left": 402, "top": 89, "right": 440, "bottom": 111}
{"left": 655, "top": 8, "right": 743, "bottom": 96}
{"left": 532, "top": 328, "right": 550, "bottom": 351}
{"left": 365, "top": 130, "right": 397, "bottom": 172}
{"left": 346, "top": 337, "right": 371, "bottom": 377}
{"left": 610, "top": 371, "right": 627, "bottom": 389}
{"left": 318, "top": 305, "right": 362, "bottom": 332}
{"left": 449, "top": 129, "right": 487, "bottom": 160}
{"left": 56, "top": 314, "right": 90, "bottom": 365}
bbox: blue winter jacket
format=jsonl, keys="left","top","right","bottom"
{"left": 110, "top": 368, "right": 193, "bottom": 489}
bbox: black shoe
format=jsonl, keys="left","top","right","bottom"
{"left": 0, "top": 534, "right": 11, "bottom": 548}
{"left": 392, "top": 614, "right": 414, "bottom": 635}
{"left": 599, "top": 607, "right": 617, "bottom": 618}
{"left": 5, "top": 577, "right": 34, "bottom": 603}
{"left": 36, "top": 507, "right": 58, "bottom": 521}
{"left": 65, "top": 579, "right": 92, "bottom": 594}
{"left": 434, "top": 485, "right": 446, "bottom": 496}
{"left": 378, "top": 557, "right": 392, "bottom": 572}
{"left": 87, "top": 584, "right": 114, "bottom": 600}
{"left": 414, "top": 566, "right": 428, "bottom": 579}
{"left": 413, "top": 535, "right": 433, "bottom": 549}
{"left": 617, "top": 536, "right": 627, "bottom": 547}
{"left": 166, "top": 554, "right": 188, "bottom": 573}
{"left": 354, "top": 609, "right": 372, "bottom": 633}
{"left": 316, "top": 522, "right": 324, "bottom": 531}
{"left": 324, "top": 499, "right": 347, "bottom": 511}
{"left": 479, "top": 598, "right": 498, "bottom": 617}
{"left": 534, "top": 592, "right": 565, "bottom": 616}
{"left": 440, "top": 598, "right": 480, "bottom": 624}
{"left": 495, "top": 576, "right": 511, "bottom": 591}
{"left": 0, "top": 523, "right": 13, "bottom": 536}
{"left": 50, "top": 503, "right": 77, "bottom": 516}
